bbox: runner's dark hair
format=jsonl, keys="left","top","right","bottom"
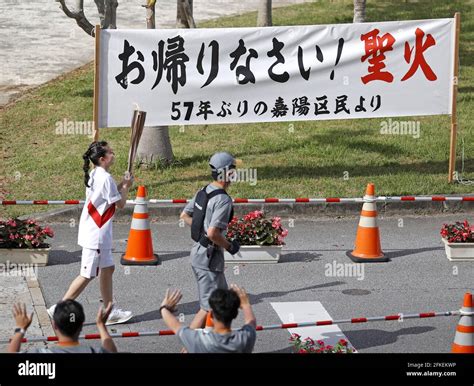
{"left": 83, "top": 141, "right": 108, "bottom": 187}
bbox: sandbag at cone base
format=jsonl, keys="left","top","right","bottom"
{"left": 120, "top": 254, "right": 159, "bottom": 265}
{"left": 347, "top": 251, "right": 387, "bottom": 263}
{"left": 452, "top": 293, "right": 474, "bottom": 353}
{"left": 347, "top": 183, "right": 388, "bottom": 263}
{"left": 121, "top": 185, "right": 159, "bottom": 266}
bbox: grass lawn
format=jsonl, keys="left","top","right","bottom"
{"left": 1, "top": 0, "right": 474, "bottom": 219}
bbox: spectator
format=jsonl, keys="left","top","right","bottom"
{"left": 8, "top": 300, "right": 117, "bottom": 353}
{"left": 160, "top": 284, "right": 257, "bottom": 353}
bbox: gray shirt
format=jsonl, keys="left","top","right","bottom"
{"left": 26, "top": 345, "right": 109, "bottom": 353}
{"left": 184, "top": 184, "right": 233, "bottom": 272}
{"left": 177, "top": 324, "right": 256, "bottom": 353}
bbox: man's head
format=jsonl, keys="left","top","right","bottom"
{"left": 209, "top": 152, "right": 236, "bottom": 188}
{"left": 52, "top": 300, "right": 85, "bottom": 340}
{"left": 208, "top": 288, "right": 240, "bottom": 327}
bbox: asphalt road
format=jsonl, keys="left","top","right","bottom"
{"left": 37, "top": 213, "right": 474, "bottom": 353}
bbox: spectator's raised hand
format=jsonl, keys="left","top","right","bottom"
{"left": 96, "top": 302, "right": 113, "bottom": 327}
{"left": 12, "top": 303, "right": 33, "bottom": 330}
{"left": 161, "top": 289, "right": 183, "bottom": 312}
{"left": 230, "top": 284, "right": 250, "bottom": 308}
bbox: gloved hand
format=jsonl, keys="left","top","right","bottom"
{"left": 226, "top": 240, "right": 240, "bottom": 255}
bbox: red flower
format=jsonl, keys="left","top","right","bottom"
{"left": 228, "top": 211, "right": 288, "bottom": 246}
{"left": 441, "top": 221, "right": 474, "bottom": 243}
{"left": 43, "top": 226, "right": 54, "bottom": 237}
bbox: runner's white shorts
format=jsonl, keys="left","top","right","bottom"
{"left": 80, "top": 248, "right": 114, "bottom": 279}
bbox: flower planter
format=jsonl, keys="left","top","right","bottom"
{"left": 441, "top": 238, "right": 474, "bottom": 261}
{"left": 224, "top": 245, "right": 283, "bottom": 264}
{"left": 0, "top": 247, "right": 50, "bottom": 267}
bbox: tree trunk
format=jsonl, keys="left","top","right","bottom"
{"left": 145, "top": 0, "right": 156, "bottom": 29}
{"left": 105, "top": 0, "right": 118, "bottom": 29}
{"left": 137, "top": 126, "right": 174, "bottom": 168}
{"left": 257, "top": 0, "right": 272, "bottom": 27}
{"left": 176, "top": 0, "right": 195, "bottom": 28}
{"left": 353, "top": 0, "right": 366, "bottom": 23}
{"left": 57, "top": 0, "right": 95, "bottom": 36}
{"left": 137, "top": 0, "right": 174, "bottom": 168}
{"left": 57, "top": 0, "right": 118, "bottom": 36}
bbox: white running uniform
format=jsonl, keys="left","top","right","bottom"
{"left": 77, "top": 166, "right": 122, "bottom": 278}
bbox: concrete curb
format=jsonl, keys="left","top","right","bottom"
{"left": 26, "top": 273, "right": 55, "bottom": 338}
{"left": 20, "top": 199, "right": 474, "bottom": 223}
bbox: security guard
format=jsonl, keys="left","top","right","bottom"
{"left": 180, "top": 152, "right": 240, "bottom": 329}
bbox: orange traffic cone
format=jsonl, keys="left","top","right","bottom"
{"left": 204, "top": 312, "right": 214, "bottom": 331}
{"left": 347, "top": 183, "right": 388, "bottom": 263}
{"left": 452, "top": 292, "right": 474, "bottom": 353}
{"left": 121, "top": 186, "right": 159, "bottom": 265}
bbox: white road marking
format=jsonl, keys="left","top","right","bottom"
{"left": 271, "top": 301, "right": 356, "bottom": 351}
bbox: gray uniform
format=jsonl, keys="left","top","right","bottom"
{"left": 177, "top": 324, "right": 256, "bottom": 353}
{"left": 184, "top": 184, "right": 233, "bottom": 311}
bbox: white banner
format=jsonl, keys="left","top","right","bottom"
{"left": 98, "top": 18, "right": 455, "bottom": 127}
